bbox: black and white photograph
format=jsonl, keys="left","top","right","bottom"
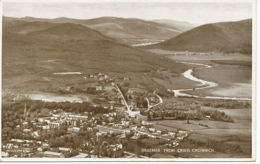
{"left": 0, "top": 0, "right": 257, "bottom": 161}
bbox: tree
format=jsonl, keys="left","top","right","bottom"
{"left": 76, "top": 120, "right": 80, "bottom": 127}
{"left": 147, "top": 112, "right": 152, "bottom": 121}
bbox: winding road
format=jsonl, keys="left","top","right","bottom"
{"left": 172, "top": 62, "right": 251, "bottom": 101}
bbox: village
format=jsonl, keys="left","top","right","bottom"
{"left": 2, "top": 108, "right": 188, "bottom": 158}
{"left": 2, "top": 72, "right": 189, "bottom": 158}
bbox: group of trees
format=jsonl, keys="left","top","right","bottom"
{"left": 153, "top": 100, "right": 200, "bottom": 112}
{"left": 136, "top": 97, "right": 148, "bottom": 108}
{"left": 137, "top": 137, "right": 167, "bottom": 149}
{"left": 119, "top": 84, "right": 148, "bottom": 108}
{"left": 86, "top": 87, "right": 100, "bottom": 95}
{"left": 2, "top": 103, "right": 25, "bottom": 142}
{"left": 5, "top": 100, "right": 111, "bottom": 114}
{"left": 147, "top": 108, "right": 233, "bottom": 122}
{"left": 200, "top": 109, "right": 234, "bottom": 122}
{"left": 147, "top": 110, "right": 199, "bottom": 121}
{"left": 49, "top": 135, "right": 84, "bottom": 149}
{"left": 199, "top": 99, "right": 251, "bottom": 109}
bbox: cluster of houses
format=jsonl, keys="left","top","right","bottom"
{"left": 86, "top": 72, "right": 111, "bottom": 82}
{"left": 98, "top": 119, "right": 188, "bottom": 144}
{"left": 1, "top": 109, "right": 127, "bottom": 158}
{"left": 36, "top": 112, "right": 90, "bottom": 131}
{"left": 132, "top": 121, "right": 188, "bottom": 142}
{"left": 2, "top": 138, "right": 50, "bottom": 157}
{"left": 164, "top": 131, "right": 188, "bottom": 148}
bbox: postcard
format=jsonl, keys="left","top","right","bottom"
{"left": 0, "top": 0, "right": 256, "bottom": 161}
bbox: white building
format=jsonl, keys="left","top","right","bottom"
{"left": 43, "top": 151, "right": 64, "bottom": 158}
{"left": 72, "top": 153, "right": 88, "bottom": 158}
{"left": 59, "top": 147, "right": 72, "bottom": 152}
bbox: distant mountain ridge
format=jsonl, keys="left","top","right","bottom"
{"left": 148, "top": 19, "right": 252, "bottom": 54}
{"left": 3, "top": 16, "right": 195, "bottom": 45}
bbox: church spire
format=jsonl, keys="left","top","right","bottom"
{"left": 24, "top": 103, "right": 27, "bottom": 119}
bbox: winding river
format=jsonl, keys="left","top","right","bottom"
{"left": 172, "top": 62, "right": 251, "bottom": 101}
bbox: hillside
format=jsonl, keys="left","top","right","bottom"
{"left": 148, "top": 19, "right": 252, "bottom": 54}
{"left": 26, "top": 23, "right": 114, "bottom": 41}
{"left": 5, "top": 16, "right": 190, "bottom": 45}
{"left": 2, "top": 20, "right": 187, "bottom": 92}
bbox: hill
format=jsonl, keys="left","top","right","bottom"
{"left": 2, "top": 20, "right": 186, "bottom": 92}
{"left": 148, "top": 19, "right": 252, "bottom": 54}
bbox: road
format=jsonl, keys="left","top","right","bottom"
{"left": 114, "top": 84, "right": 140, "bottom": 117}
{"left": 114, "top": 84, "right": 130, "bottom": 111}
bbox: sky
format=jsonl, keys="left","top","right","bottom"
{"left": 3, "top": 0, "right": 253, "bottom": 25}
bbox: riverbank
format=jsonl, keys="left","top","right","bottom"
{"left": 172, "top": 61, "right": 251, "bottom": 100}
